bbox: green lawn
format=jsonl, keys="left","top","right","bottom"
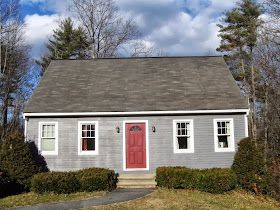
{"left": 91, "top": 188, "right": 280, "bottom": 210}
{"left": 1, "top": 189, "right": 279, "bottom": 210}
{"left": 0, "top": 191, "right": 105, "bottom": 209}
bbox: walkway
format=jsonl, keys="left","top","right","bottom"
{"left": 9, "top": 188, "right": 153, "bottom": 210}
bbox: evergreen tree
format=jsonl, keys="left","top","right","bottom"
{"left": 37, "top": 18, "right": 88, "bottom": 73}
{"left": 0, "top": 133, "right": 48, "bottom": 190}
{"left": 232, "top": 138, "right": 272, "bottom": 194}
{"left": 217, "top": 0, "right": 262, "bottom": 139}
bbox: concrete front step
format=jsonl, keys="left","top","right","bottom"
{"left": 117, "top": 174, "right": 156, "bottom": 188}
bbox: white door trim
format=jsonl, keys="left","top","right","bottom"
{"left": 122, "top": 120, "right": 149, "bottom": 171}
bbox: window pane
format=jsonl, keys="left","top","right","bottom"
{"left": 82, "top": 130, "right": 87, "bottom": 137}
{"left": 226, "top": 122, "right": 230, "bottom": 134}
{"left": 42, "top": 125, "right": 55, "bottom": 138}
{"left": 42, "top": 138, "right": 55, "bottom": 151}
{"left": 181, "top": 129, "right": 185, "bottom": 135}
{"left": 82, "top": 138, "right": 95, "bottom": 151}
{"left": 178, "top": 137, "right": 188, "bottom": 149}
{"left": 218, "top": 135, "right": 229, "bottom": 148}
{"left": 181, "top": 123, "right": 185, "bottom": 128}
{"left": 177, "top": 129, "right": 181, "bottom": 135}
{"left": 91, "top": 125, "right": 95, "bottom": 130}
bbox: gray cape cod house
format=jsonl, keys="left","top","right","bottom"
{"left": 23, "top": 56, "right": 249, "bottom": 174}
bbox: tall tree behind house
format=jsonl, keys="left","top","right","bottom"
{"left": 0, "top": 0, "right": 30, "bottom": 138}
{"left": 71, "top": 0, "right": 138, "bottom": 58}
{"left": 37, "top": 18, "right": 89, "bottom": 74}
{"left": 217, "top": 0, "right": 262, "bottom": 140}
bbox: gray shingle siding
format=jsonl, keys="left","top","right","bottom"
{"left": 26, "top": 114, "right": 246, "bottom": 173}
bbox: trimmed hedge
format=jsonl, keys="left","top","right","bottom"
{"left": 31, "top": 168, "right": 117, "bottom": 194}
{"left": 78, "top": 168, "right": 117, "bottom": 192}
{"left": 31, "top": 171, "right": 79, "bottom": 194}
{"left": 156, "top": 167, "right": 237, "bottom": 193}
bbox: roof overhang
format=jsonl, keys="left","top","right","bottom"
{"left": 23, "top": 109, "right": 249, "bottom": 119}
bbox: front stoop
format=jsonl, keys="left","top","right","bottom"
{"left": 117, "top": 174, "right": 156, "bottom": 188}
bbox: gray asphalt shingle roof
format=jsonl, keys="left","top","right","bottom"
{"left": 24, "top": 56, "right": 248, "bottom": 113}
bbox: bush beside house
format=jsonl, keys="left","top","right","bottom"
{"left": 156, "top": 167, "right": 237, "bottom": 193}
{"left": 0, "top": 133, "right": 48, "bottom": 195}
{"left": 232, "top": 137, "right": 272, "bottom": 194}
{"left": 31, "top": 168, "right": 117, "bottom": 194}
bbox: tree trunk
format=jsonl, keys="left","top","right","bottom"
{"left": 264, "top": 85, "right": 269, "bottom": 161}
{"left": 250, "top": 49, "right": 257, "bottom": 141}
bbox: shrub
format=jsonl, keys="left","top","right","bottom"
{"left": 31, "top": 172, "right": 80, "bottom": 194}
{"left": 77, "top": 168, "right": 117, "bottom": 191}
{"left": 31, "top": 167, "right": 117, "bottom": 194}
{"left": 156, "top": 167, "right": 237, "bottom": 193}
{"left": 0, "top": 133, "right": 49, "bottom": 190}
{"left": 232, "top": 137, "right": 272, "bottom": 194}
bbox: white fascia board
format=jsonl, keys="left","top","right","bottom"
{"left": 23, "top": 109, "right": 249, "bottom": 118}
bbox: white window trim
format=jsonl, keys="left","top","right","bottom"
{"left": 38, "top": 122, "right": 58, "bottom": 155}
{"left": 123, "top": 120, "right": 149, "bottom": 171}
{"left": 213, "top": 118, "right": 235, "bottom": 152}
{"left": 78, "top": 121, "right": 99, "bottom": 155}
{"left": 173, "top": 119, "right": 194, "bottom": 153}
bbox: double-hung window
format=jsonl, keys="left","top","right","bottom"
{"left": 173, "top": 120, "right": 194, "bottom": 153}
{"left": 39, "top": 122, "right": 58, "bottom": 155}
{"left": 213, "top": 118, "right": 235, "bottom": 152}
{"left": 78, "top": 121, "right": 99, "bottom": 155}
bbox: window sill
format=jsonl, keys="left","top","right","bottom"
{"left": 78, "top": 151, "right": 98, "bottom": 156}
{"left": 41, "top": 151, "right": 58, "bottom": 156}
{"left": 214, "top": 148, "right": 235, "bottom": 153}
{"left": 174, "top": 149, "right": 194, "bottom": 154}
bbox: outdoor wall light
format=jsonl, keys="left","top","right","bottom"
{"left": 116, "top": 126, "right": 120, "bottom": 133}
{"left": 152, "top": 125, "right": 156, "bottom": 132}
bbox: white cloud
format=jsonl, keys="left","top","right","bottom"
{"left": 22, "top": 0, "right": 237, "bottom": 57}
{"left": 24, "top": 14, "right": 62, "bottom": 59}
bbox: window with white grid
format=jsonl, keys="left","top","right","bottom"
{"left": 78, "top": 121, "right": 99, "bottom": 155}
{"left": 39, "top": 122, "right": 58, "bottom": 155}
{"left": 173, "top": 120, "right": 194, "bottom": 153}
{"left": 214, "top": 119, "right": 235, "bottom": 152}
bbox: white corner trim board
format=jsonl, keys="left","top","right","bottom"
{"left": 23, "top": 109, "right": 249, "bottom": 118}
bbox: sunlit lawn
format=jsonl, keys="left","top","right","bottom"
{"left": 90, "top": 188, "right": 280, "bottom": 210}
{"left": 0, "top": 191, "right": 105, "bottom": 209}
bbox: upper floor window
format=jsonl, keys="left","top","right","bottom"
{"left": 78, "top": 121, "right": 99, "bottom": 155}
{"left": 213, "top": 119, "right": 235, "bottom": 152}
{"left": 39, "top": 122, "right": 58, "bottom": 155}
{"left": 173, "top": 119, "right": 194, "bottom": 153}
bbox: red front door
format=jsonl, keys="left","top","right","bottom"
{"left": 126, "top": 123, "right": 146, "bottom": 169}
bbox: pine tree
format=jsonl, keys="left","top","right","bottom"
{"left": 37, "top": 18, "right": 88, "bottom": 73}
{"left": 217, "top": 0, "right": 262, "bottom": 139}
{"left": 0, "top": 133, "right": 48, "bottom": 190}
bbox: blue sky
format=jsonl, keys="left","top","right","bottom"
{"left": 20, "top": 0, "right": 238, "bottom": 59}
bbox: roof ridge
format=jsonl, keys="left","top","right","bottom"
{"left": 51, "top": 55, "right": 223, "bottom": 61}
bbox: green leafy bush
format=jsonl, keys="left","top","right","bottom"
{"left": 0, "top": 133, "right": 48, "bottom": 190}
{"left": 232, "top": 137, "right": 272, "bottom": 194}
{"left": 77, "top": 168, "right": 117, "bottom": 192}
{"left": 156, "top": 167, "right": 237, "bottom": 193}
{"left": 31, "top": 172, "right": 80, "bottom": 194}
{"left": 31, "top": 167, "right": 117, "bottom": 194}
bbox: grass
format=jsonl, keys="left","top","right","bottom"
{"left": 0, "top": 191, "right": 105, "bottom": 209}
{"left": 89, "top": 188, "right": 280, "bottom": 210}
